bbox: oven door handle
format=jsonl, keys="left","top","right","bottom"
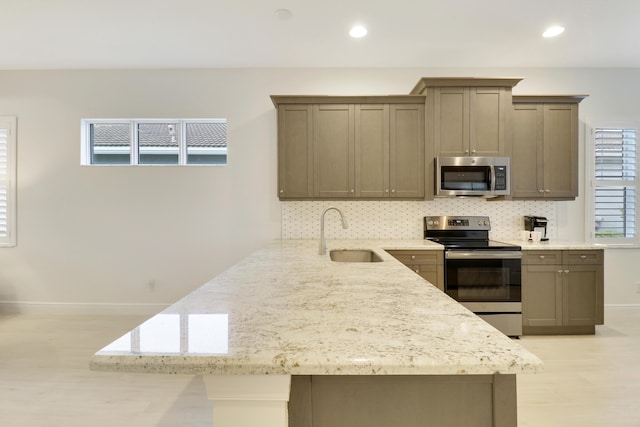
{"left": 445, "top": 251, "right": 522, "bottom": 260}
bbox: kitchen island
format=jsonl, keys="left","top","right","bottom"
{"left": 91, "top": 239, "right": 543, "bottom": 427}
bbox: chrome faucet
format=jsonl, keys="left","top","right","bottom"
{"left": 319, "top": 207, "right": 349, "bottom": 255}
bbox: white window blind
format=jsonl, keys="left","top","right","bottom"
{"left": 593, "top": 128, "right": 637, "bottom": 241}
{"left": 0, "top": 117, "right": 17, "bottom": 247}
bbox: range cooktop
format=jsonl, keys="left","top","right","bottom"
{"left": 424, "top": 215, "right": 521, "bottom": 251}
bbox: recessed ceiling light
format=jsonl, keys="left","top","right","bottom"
{"left": 349, "top": 25, "right": 368, "bottom": 38}
{"left": 543, "top": 26, "right": 565, "bottom": 38}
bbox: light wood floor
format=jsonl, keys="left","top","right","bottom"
{"left": 0, "top": 307, "right": 638, "bottom": 426}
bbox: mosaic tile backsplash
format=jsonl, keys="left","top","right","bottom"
{"left": 282, "top": 199, "right": 557, "bottom": 241}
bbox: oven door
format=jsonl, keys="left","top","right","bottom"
{"left": 444, "top": 250, "right": 521, "bottom": 303}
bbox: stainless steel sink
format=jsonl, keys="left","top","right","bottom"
{"left": 329, "top": 249, "right": 383, "bottom": 263}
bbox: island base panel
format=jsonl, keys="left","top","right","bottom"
{"left": 203, "top": 375, "right": 291, "bottom": 427}
{"left": 290, "top": 374, "right": 517, "bottom": 427}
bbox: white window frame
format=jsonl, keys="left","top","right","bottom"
{"left": 0, "top": 116, "right": 17, "bottom": 247}
{"left": 586, "top": 123, "right": 639, "bottom": 247}
{"left": 80, "top": 118, "right": 227, "bottom": 166}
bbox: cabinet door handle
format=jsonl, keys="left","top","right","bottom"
{"left": 565, "top": 269, "right": 570, "bottom": 274}
{"left": 539, "top": 189, "right": 545, "bottom": 193}
{"left": 545, "top": 189, "right": 551, "bottom": 193}
{"left": 350, "top": 189, "right": 355, "bottom": 193}
{"left": 385, "top": 189, "right": 389, "bottom": 193}
{"left": 558, "top": 270, "right": 563, "bottom": 273}
{"left": 415, "top": 269, "right": 420, "bottom": 273}
{"left": 465, "top": 149, "right": 469, "bottom": 154}
{"left": 279, "top": 189, "right": 284, "bottom": 194}
{"left": 580, "top": 255, "right": 587, "bottom": 260}
{"left": 411, "top": 255, "right": 416, "bottom": 260}
{"left": 391, "top": 189, "right": 396, "bottom": 193}
{"left": 539, "top": 255, "right": 545, "bottom": 260}
{"left": 471, "top": 149, "right": 476, "bottom": 154}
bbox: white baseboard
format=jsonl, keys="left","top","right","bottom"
{"left": 605, "top": 303, "right": 640, "bottom": 308}
{"left": 0, "top": 301, "right": 170, "bottom": 316}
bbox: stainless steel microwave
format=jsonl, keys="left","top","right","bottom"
{"left": 435, "top": 156, "right": 510, "bottom": 197}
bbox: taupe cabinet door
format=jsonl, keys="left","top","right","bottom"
{"left": 355, "top": 104, "right": 389, "bottom": 198}
{"left": 277, "top": 104, "right": 313, "bottom": 198}
{"left": 522, "top": 264, "right": 563, "bottom": 326}
{"left": 543, "top": 104, "right": 578, "bottom": 198}
{"left": 512, "top": 99, "right": 580, "bottom": 200}
{"left": 563, "top": 264, "right": 604, "bottom": 326}
{"left": 314, "top": 104, "right": 355, "bottom": 198}
{"left": 433, "top": 87, "right": 509, "bottom": 157}
{"left": 511, "top": 104, "right": 542, "bottom": 198}
{"left": 389, "top": 104, "right": 425, "bottom": 198}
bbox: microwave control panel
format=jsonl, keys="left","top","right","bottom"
{"left": 494, "top": 166, "right": 507, "bottom": 190}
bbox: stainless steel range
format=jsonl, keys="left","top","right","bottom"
{"left": 424, "top": 215, "right": 523, "bottom": 337}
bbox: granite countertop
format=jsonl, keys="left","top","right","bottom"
{"left": 90, "top": 239, "right": 543, "bottom": 376}
{"left": 499, "top": 239, "right": 604, "bottom": 250}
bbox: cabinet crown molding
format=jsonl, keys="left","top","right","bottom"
{"left": 270, "top": 95, "right": 426, "bottom": 107}
{"left": 410, "top": 77, "right": 523, "bottom": 94}
{"left": 512, "top": 95, "right": 589, "bottom": 104}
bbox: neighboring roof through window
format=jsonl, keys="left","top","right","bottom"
{"left": 81, "top": 119, "right": 228, "bottom": 166}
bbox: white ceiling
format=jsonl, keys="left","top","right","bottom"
{"left": 1, "top": 0, "right": 639, "bottom": 69}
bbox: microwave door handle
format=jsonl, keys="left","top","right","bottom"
{"left": 489, "top": 165, "right": 496, "bottom": 192}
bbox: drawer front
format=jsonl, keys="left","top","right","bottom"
{"left": 522, "top": 250, "right": 563, "bottom": 265}
{"left": 387, "top": 250, "right": 441, "bottom": 265}
{"left": 564, "top": 250, "right": 604, "bottom": 265}
{"left": 412, "top": 264, "right": 438, "bottom": 275}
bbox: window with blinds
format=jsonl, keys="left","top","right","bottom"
{"left": 593, "top": 128, "right": 637, "bottom": 241}
{"left": 0, "top": 117, "right": 17, "bottom": 247}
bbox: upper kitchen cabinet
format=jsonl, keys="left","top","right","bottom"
{"left": 411, "top": 77, "right": 522, "bottom": 157}
{"left": 271, "top": 95, "right": 426, "bottom": 200}
{"left": 411, "top": 78, "right": 522, "bottom": 200}
{"left": 512, "top": 95, "right": 587, "bottom": 200}
{"left": 354, "top": 103, "right": 425, "bottom": 198}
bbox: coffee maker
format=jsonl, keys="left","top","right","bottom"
{"left": 524, "top": 216, "right": 549, "bottom": 241}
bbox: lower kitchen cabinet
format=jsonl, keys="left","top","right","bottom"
{"left": 386, "top": 250, "right": 444, "bottom": 291}
{"left": 522, "top": 249, "right": 604, "bottom": 335}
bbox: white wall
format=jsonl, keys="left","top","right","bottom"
{"left": 0, "top": 67, "right": 638, "bottom": 314}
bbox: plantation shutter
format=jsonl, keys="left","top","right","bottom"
{"left": 593, "top": 128, "right": 636, "bottom": 239}
{"left": 0, "top": 117, "right": 16, "bottom": 247}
